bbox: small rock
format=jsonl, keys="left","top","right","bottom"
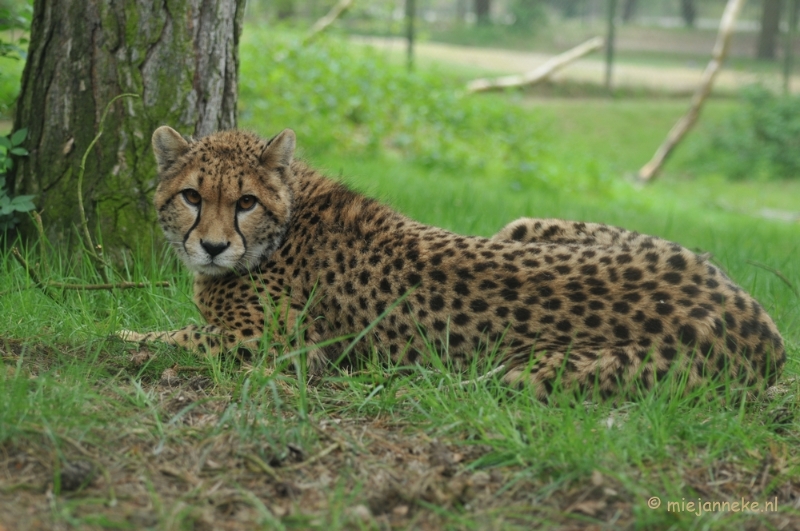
{"left": 470, "top": 471, "right": 491, "bottom": 487}
{"left": 348, "top": 504, "right": 372, "bottom": 521}
{"left": 59, "top": 460, "right": 95, "bottom": 491}
{"left": 392, "top": 504, "right": 409, "bottom": 517}
{"left": 159, "top": 367, "right": 180, "bottom": 387}
{"left": 129, "top": 350, "right": 153, "bottom": 366}
{"left": 770, "top": 407, "right": 794, "bottom": 433}
{"left": 428, "top": 442, "right": 458, "bottom": 477}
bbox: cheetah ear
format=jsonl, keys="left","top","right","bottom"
{"left": 152, "top": 126, "right": 190, "bottom": 174}
{"left": 260, "top": 129, "right": 295, "bottom": 169}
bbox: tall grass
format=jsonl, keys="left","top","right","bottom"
{"left": 0, "top": 27, "right": 798, "bottom": 529}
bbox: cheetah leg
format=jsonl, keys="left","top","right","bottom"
{"left": 116, "top": 324, "right": 256, "bottom": 357}
{"left": 118, "top": 305, "right": 326, "bottom": 372}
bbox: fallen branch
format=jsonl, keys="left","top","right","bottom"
{"left": 466, "top": 37, "right": 604, "bottom": 93}
{"left": 303, "top": 0, "right": 354, "bottom": 45}
{"left": 11, "top": 247, "right": 45, "bottom": 290}
{"left": 638, "top": 0, "right": 745, "bottom": 181}
{"left": 10, "top": 246, "right": 169, "bottom": 294}
{"left": 244, "top": 453, "right": 282, "bottom": 481}
{"left": 45, "top": 281, "right": 170, "bottom": 291}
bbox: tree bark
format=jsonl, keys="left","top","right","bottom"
{"left": 10, "top": 0, "right": 246, "bottom": 245}
{"left": 757, "top": 0, "right": 782, "bottom": 59}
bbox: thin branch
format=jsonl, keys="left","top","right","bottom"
{"left": 746, "top": 260, "right": 799, "bottom": 299}
{"left": 45, "top": 281, "right": 170, "bottom": 291}
{"left": 243, "top": 453, "right": 282, "bottom": 481}
{"left": 10, "top": 247, "right": 58, "bottom": 302}
{"left": 32, "top": 211, "right": 48, "bottom": 277}
{"left": 303, "top": 0, "right": 354, "bottom": 45}
{"left": 76, "top": 93, "right": 140, "bottom": 282}
{"left": 9, "top": 246, "right": 169, "bottom": 296}
{"left": 11, "top": 247, "right": 44, "bottom": 288}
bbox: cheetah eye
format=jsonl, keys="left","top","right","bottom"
{"left": 182, "top": 189, "right": 201, "bottom": 206}
{"left": 237, "top": 195, "right": 257, "bottom": 211}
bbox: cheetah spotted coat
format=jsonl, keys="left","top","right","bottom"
{"left": 119, "top": 126, "right": 786, "bottom": 399}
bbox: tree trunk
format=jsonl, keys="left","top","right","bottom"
{"left": 276, "top": 0, "right": 295, "bottom": 20}
{"left": 10, "top": 0, "right": 246, "bottom": 245}
{"left": 757, "top": 0, "right": 782, "bottom": 59}
{"left": 680, "top": 0, "right": 697, "bottom": 28}
{"left": 622, "top": 0, "right": 637, "bottom": 22}
{"left": 560, "top": 0, "right": 583, "bottom": 18}
{"left": 475, "top": 0, "right": 490, "bottom": 24}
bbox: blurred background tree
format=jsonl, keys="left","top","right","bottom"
{"left": 680, "top": 0, "right": 696, "bottom": 27}
{"left": 757, "top": 0, "right": 781, "bottom": 59}
{"left": 2, "top": 0, "right": 799, "bottom": 248}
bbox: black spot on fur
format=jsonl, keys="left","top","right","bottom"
{"left": 667, "top": 254, "right": 687, "bottom": 271}
{"left": 510, "top": 225, "right": 527, "bottom": 241}
{"left": 612, "top": 301, "right": 630, "bottom": 314}
{"left": 470, "top": 299, "right": 489, "bottom": 313}
{"left": 644, "top": 318, "right": 663, "bottom": 334}
{"left": 623, "top": 268, "right": 643, "bottom": 281}
{"left": 584, "top": 314, "right": 602, "bottom": 328}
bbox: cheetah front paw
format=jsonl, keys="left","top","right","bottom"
{"left": 116, "top": 329, "right": 150, "bottom": 343}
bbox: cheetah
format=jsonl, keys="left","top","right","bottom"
{"left": 119, "top": 126, "right": 786, "bottom": 399}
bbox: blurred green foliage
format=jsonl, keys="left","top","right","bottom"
{"left": 509, "top": 0, "right": 548, "bottom": 29}
{"left": 701, "top": 85, "right": 800, "bottom": 180}
{"left": 0, "top": 127, "right": 33, "bottom": 230}
{"left": 239, "top": 30, "right": 565, "bottom": 189}
{"left": 0, "top": 0, "right": 31, "bottom": 118}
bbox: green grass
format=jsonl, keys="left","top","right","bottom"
{"left": 2, "top": 26, "right": 800, "bottom": 529}
{"left": 0, "top": 54, "right": 24, "bottom": 119}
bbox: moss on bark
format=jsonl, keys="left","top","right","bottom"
{"left": 10, "top": 0, "right": 247, "bottom": 246}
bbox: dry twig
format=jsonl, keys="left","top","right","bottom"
{"left": 76, "top": 93, "right": 140, "bottom": 282}
{"left": 10, "top": 246, "right": 169, "bottom": 295}
{"left": 45, "top": 281, "right": 170, "bottom": 291}
{"left": 638, "top": 0, "right": 745, "bottom": 181}
{"left": 303, "top": 0, "right": 354, "bottom": 45}
{"left": 466, "top": 37, "right": 603, "bottom": 93}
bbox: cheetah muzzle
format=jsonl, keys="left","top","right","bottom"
{"left": 118, "top": 126, "right": 786, "bottom": 399}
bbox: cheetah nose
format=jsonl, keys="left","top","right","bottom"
{"left": 200, "top": 239, "right": 230, "bottom": 258}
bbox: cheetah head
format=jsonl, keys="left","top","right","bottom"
{"left": 151, "top": 126, "right": 296, "bottom": 276}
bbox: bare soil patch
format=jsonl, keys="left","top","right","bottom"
{"left": 2, "top": 340, "right": 799, "bottom": 529}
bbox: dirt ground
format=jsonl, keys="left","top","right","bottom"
{"left": 2, "top": 339, "right": 799, "bottom": 530}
